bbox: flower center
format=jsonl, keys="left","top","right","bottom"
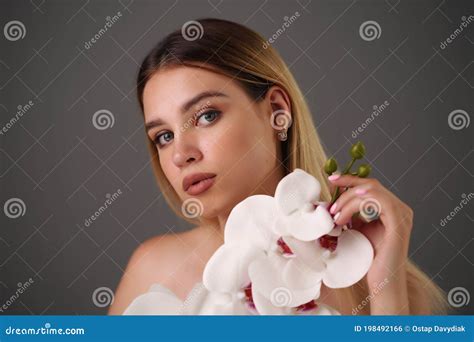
{"left": 242, "top": 283, "right": 255, "bottom": 309}
{"left": 277, "top": 237, "right": 294, "bottom": 256}
{"left": 296, "top": 299, "right": 318, "bottom": 312}
{"left": 318, "top": 235, "right": 338, "bottom": 252}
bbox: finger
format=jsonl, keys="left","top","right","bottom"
{"left": 328, "top": 174, "right": 376, "bottom": 189}
{"left": 334, "top": 195, "right": 383, "bottom": 226}
{"left": 329, "top": 185, "right": 369, "bottom": 215}
{"left": 333, "top": 196, "right": 363, "bottom": 225}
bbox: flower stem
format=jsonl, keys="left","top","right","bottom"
{"left": 330, "top": 157, "right": 356, "bottom": 203}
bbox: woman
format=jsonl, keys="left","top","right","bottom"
{"left": 108, "top": 18, "right": 447, "bottom": 315}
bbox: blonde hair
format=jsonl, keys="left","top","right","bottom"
{"left": 136, "top": 18, "right": 449, "bottom": 314}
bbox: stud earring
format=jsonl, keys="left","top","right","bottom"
{"left": 277, "top": 129, "right": 288, "bottom": 141}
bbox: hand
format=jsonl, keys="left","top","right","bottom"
{"left": 327, "top": 174, "right": 414, "bottom": 287}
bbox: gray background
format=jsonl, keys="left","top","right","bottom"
{"left": 0, "top": 0, "right": 472, "bottom": 315}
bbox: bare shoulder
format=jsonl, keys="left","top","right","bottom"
{"left": 108, "top": 232, "right": 191, "bottom": 315}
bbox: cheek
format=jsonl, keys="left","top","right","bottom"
{"left": 205, "top": 117, "right": 276, "bottom": 177}
{"left": 158, "top": 151, "right": 179, "bottom": 187}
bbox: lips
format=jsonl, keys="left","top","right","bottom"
{"left": 182, "top": 172, "right": 217, "bottom": 194}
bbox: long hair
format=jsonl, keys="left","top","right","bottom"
{"left": 136, "top": 18, "right": 448, "bottom": 314}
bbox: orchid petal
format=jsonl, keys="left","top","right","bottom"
{"left": 282, "top": 236, "right": 326, "bottom": 273}
{"left": 282, "top": 257, "right": 323, "bottom": 293}
{"left": 123, "top": 283, "right": 182, "bottom": 315}
{"left": 275, "top": 169, "right": 321, "bottom": 215}
{"left": 323, "top": 230, "right": 374, "bottom": 288}
{"left": 252, "top": 290, "right": 292, "bottom": 315}
{"left": 224, "top": 195, "right": 279, "bottom": 251}
{"left": 203, "top": 244, "right": 265, "bottom": 293}
{"left": 249, "top": 253, "right": 321, "bottom": 307}
{"left": 276, "top": 205, "right": 334, "bottom": 241}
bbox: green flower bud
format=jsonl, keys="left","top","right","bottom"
{"left": 357, "top": 164, "right": 371, "bottom": 178}
{"left": 324, "top": 157, "right": 338, "bottom": 175}
{"left": 350, "top": 141, "right": 366, "bottom": 160}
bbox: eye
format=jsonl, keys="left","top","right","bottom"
{"left": 196, "top": 110, "right": 221, "bottom": 126}
{"left": 154, "top": 131, "right": 173, "bottom": 148}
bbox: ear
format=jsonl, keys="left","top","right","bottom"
{"left": 264, "top": 86, "right": 292, "bottom": 139}
{"left": 266, "top": 86, "right": 291, "bottom": 116}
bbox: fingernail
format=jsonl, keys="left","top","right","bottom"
{"left": 328, "top": 174, "right": 340, "bottom": 181}
{"left": 333, "top": 212, "right": 341, "bottom": 222}
{"left": 330, "top": 202, "right": 337, "bottom": 214}
{"left": 355, "top": 188, "right": 367, "bottom": 195}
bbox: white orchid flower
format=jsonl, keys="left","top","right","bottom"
{"left": 124, "top": 168, "right": 369, "bottom": 316}
{"left": 203, "top": 194, "right": 324, "bottom": 314}
{"left": 273, "top": 169, "right": 335, "bottom": 241}
{"left": 282, "top": 227, "right": 374, "bottom": 289}
{"left": 123, "top": 283, "right": 251, "bottom": 315}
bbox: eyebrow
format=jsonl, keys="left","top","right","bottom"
{"left": 145, "top": 91, "right": 228, "bottom": 132}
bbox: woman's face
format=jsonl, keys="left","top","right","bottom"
{"left": 143, "top": 65, "right": 289, "bottom": 221}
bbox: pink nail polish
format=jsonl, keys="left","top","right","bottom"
{"left": 330, "top": 202, "right": 337, "bottom": 214}
{"left": 328, "top": 174, "right": 340, "bottom": 181}
{"left": 355, "top": 188, "right": 367, "bottom": 195}
{"left": 333, "top": 212, "right": 341, "bottom": 222}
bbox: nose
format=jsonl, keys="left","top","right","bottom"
{"left": 172, "top": 133, "right": 202, "bottom": 168}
